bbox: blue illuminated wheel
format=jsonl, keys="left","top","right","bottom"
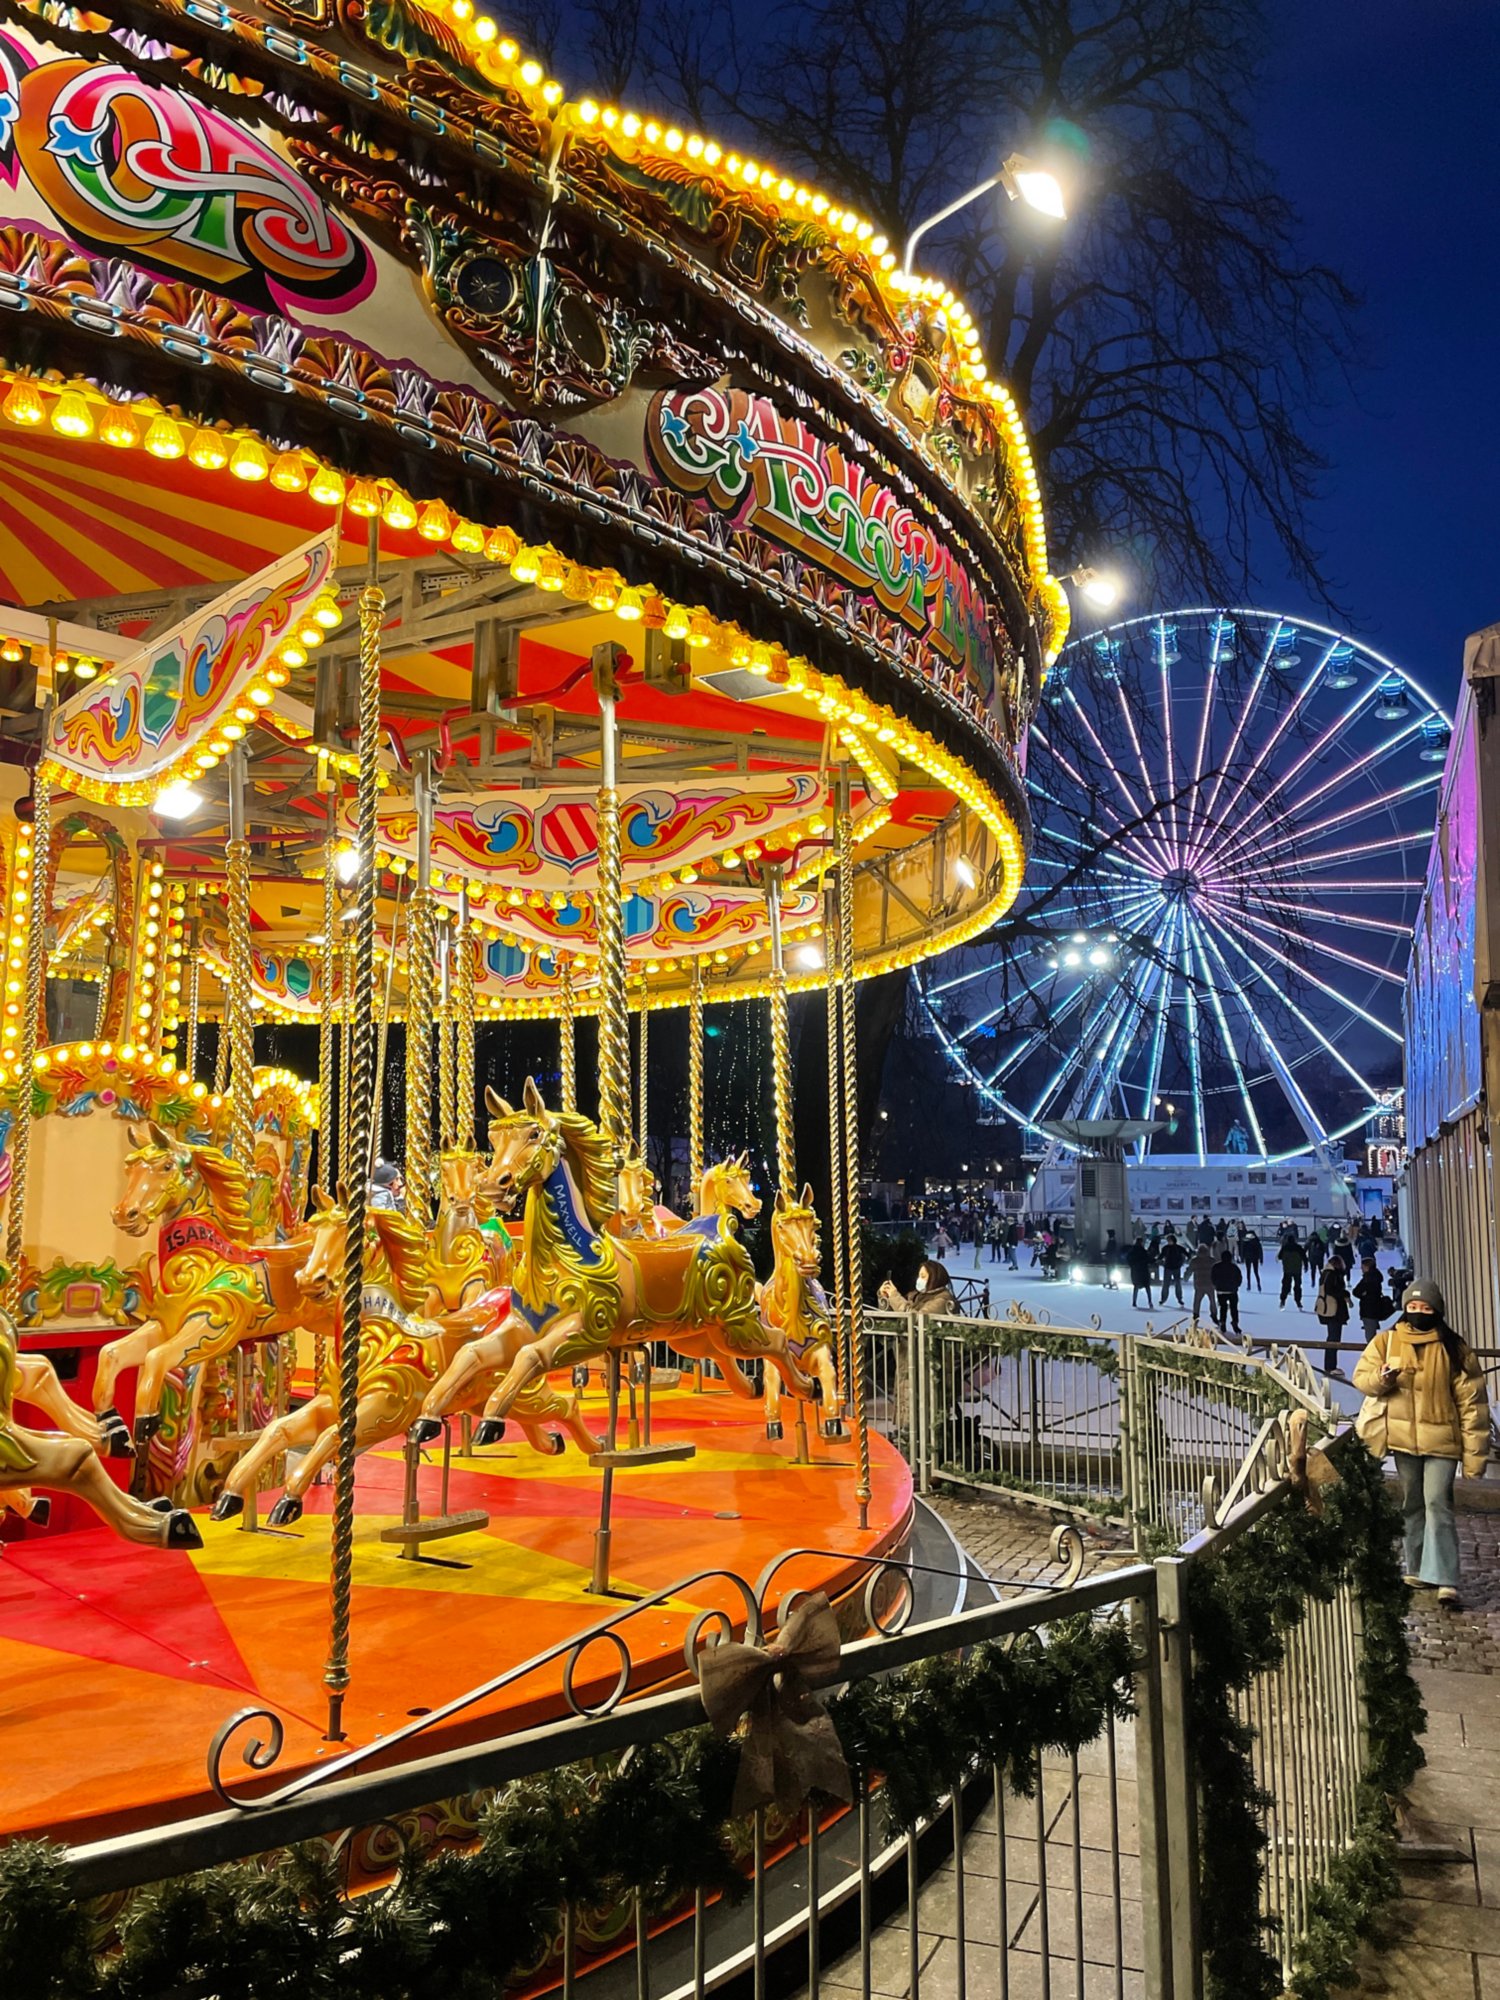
{"left": 916, "top": 609, "right": 1452, "bottom": 1162}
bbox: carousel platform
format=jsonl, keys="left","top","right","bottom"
{"left": 0, "top": 1384, "right": 911, "bottom": 1847}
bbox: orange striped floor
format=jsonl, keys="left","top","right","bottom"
{"left": 0, "top": 1387, "right": 911, "bottom": 1845}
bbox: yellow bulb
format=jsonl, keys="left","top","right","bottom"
{"left": 270, "top": 451, "right": 308, "bottom": 492}
{"left": 53, "top": 391, "right": 94, "bottom": 439}
{"left": 298, "top": 619, "right": 325, "bottom": 649}
{"left": 451, "top": 518, "right": 485, "bottom": 554}
{"left": 616, "top": 586, "right": 645, "bottom": 622}
{"left": 537, "top": 549, "right": 566, "bottom": 592}
{"left": 280, "top": 642, "right": 308, "bottom": 670}
{"left": 485, "top": 525, "right": 520, "bottom": 564}
{"left": 589, "top": 575, "right": 619, "bottom": 612}
{"left": 381, "top": 486, "right": 417, "bottom": 531}
{"left": 313, "top": 593, "right": 342, "bottom": 630}
{"left": 346, "top": 476, "right": 381, "bottom": 516}
{"left": 3, "top": 378, "right": 44, "bottom": 426}
{"left": 101, "top": 404, "right": 138, "bottom": 449}
{"left": 663, "top": 603, "right": 691, "bottom": 641}
{"left": 519, "top": 58, "right": 542, "bottom": 84}
{"left": 417, "top": 499, "right": 454, "bottom": 541}
{"left": 229, "top": 437, "right": 269, "bottom": 481}
{"left": 187, "top": 426, "right": 228, "bottom": 469}
{"left": 309, "top": 465, "right": 345, "bottom": 507}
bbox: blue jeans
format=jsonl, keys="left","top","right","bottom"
{"left": 1393, "top": 1452, "right": 1460, "bottom": 1588}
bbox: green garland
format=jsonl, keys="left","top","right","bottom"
{"left": 0, "top": 1621, "right": 1135, "bottom": 2000}
{"left": 1187, "top": 1437, "right": 1422, "bottom": 2000}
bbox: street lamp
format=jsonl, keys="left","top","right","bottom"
{"left": 1064, "top": 566, "right": 1125, "bottom": 613}
{"left": 902, "top": 151, "right": 1066, "bottom": 278}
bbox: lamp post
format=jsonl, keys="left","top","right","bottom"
{"left": 901, "top": 151, "right": 1066, "bottom": 278}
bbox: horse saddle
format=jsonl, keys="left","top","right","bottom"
{"left": 622, "top": 1235, "right": 704, "bottom": 1316}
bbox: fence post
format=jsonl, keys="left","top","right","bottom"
{"left": 908, "top": 1311, "right": 929, "bottom": 1494}
{"left": 1118, "top": 1336, "right": 1145, "bottom": 1550}
{"left": 1132, "top": 1577, "right": 1177, "bottom": 2000}
{"left": 1154, "top": 1553, "right": 1204, "bottom": 2000}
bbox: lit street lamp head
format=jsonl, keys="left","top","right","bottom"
{"left": 1000, "top": 152, "right": 1068, "bottom": 220}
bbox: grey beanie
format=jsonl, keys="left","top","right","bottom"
{"left": 1402, "top": 1279, "right": 1445, "bottom": 1316}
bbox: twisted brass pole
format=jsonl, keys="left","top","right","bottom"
{"left": 182, "top": 906, "right": 201, "bottom": 1086}
{"left": 317, "top": 808, "right": 338, "bottom": 1198}
{"left": 836, "top": 771, "right": 871, "bottom": 1528}
{"left": 636, "top": 983, "right": 649, "bottom": 1165}
{"left": 403, "top": 753, "right": 437, "bottom": 1225}
{"left": 225, "top": 748, "right": 255, "bottom": 1168}
{"left": 688, "top": 958, "right": 704, "bottom": 1202}
{"left": 438, "top": 914, "right": 457, "bottom": 1150}
{"left": 339, "top": 934, "right": 353, "bottom": 1185}
{"left": 558, "top": 958, "right": 576, "bottom": 1113}
{"left": 593, "top": 662, "right": 629, "bottom": 1156}
{"left": 4, "top": 774, "right": 49, "bottom": 1316}
{"left": 456, "top": 884, "right": 475, "bottom": 1148}
{"left": 766, "top": 868, "right": 795, "bottom": 1194}
{"left": 824, "top": 876, "right": 848, "bottom": 1409}
{"left": 325, "top": 521, "right": 382, "bottom": 1741}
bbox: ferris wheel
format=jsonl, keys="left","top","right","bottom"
{"left": 916, "top": 608, "right": 1452, "bottom": 1164}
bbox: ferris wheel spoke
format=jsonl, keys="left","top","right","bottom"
{"left": 1198, "top": 891, "right": 1407, "bottom": 986}
{"left": 1288, "top": 876, "right": 1426, "bottom": 894}
{"left": 1184, "top": 970, "right": 1207, "bottom": 1166}
{"left": 1183, "top": 912, "right": 1269, "bottom": 1156}
{"left": 1224, "top": 714, "right": 1430, "bottom": 867}
{"left": 1214, "top": 762, "right": 1439, "bottom": 880}
{"left": 1282, "top": 829, "right": 1437, "bottom": 875}
{"left": 1205, "top": 680, "right": 1405, "bottom": 872}
{"left": 1191, "top": 917, "right": 1336, "bottom": 1152}
{"left": 1177, "top": 616, "right": 1235, "bottom": 868}
{"left": 1109, "top": 674, "right": 1181, "bottom": 872}
{"left": 1194, "top": 908, "right": 1381, "bottom": 1112}
{"left": 1024, "top": 934, "right": 1166, "bottom": 1127}
{"left": 985, "top": 980, "right": 1095, "bottom": 1087}
{"left": 1027, "top": 772, "right": 1162, "bottom": 878}
{"left": 1135, "top": 907, "right": 1181, "bottom": 1160}
{"left": 1084, "top": 941, "right": 1171, "bottom": 1121}
{"left": 1198, "top": 633, "right": 1343, "bottom": 840}
{"left": 1206, "top": 902, "right": 1403, "bottom": 1045}
{"left": 1240, "top": 889, "right": 1413, "bottom": 940}
{"left": 1190, "top": 613, "right": 1287, "bottom": 838}
{"left": 1062, "top": 691, "right": 1177, "bottom": 871}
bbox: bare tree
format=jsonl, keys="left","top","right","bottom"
{"left": 518, "top": 0, "right": 1357, "bottom": 608}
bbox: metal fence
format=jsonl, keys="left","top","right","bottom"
{"left": 41, "top": 1335, "right": 1375, "bottom": 2000}
{"left": 866, "top": 1307, "right": 1335, "bottom": 1548}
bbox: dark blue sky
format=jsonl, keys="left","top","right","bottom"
{"left": 1256, "top": 0, "right": 1498, "bottom": 712}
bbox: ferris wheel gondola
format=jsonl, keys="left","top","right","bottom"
{"left": 917, "top": 608, "right": 1452, "bottom": 1164}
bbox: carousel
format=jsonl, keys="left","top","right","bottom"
{"left": 0, "top": 0, "right": 1061, "bottom": 1858}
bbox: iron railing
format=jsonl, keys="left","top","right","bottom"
{"left": 866, "top": 1307, "right": 1335, "bottom": 1547}
{"left": 27, "top": 1329, "right": 1377, "bottom": 2000}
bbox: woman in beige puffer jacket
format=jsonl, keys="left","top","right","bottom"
{"left": 1353, "top": 1278, "right": 1490, "bottom": 1606}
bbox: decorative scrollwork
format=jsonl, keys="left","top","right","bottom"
{"left": 207, "top": 1705, "right": 287, "bottom": 1808}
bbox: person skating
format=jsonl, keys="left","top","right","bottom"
{"left": 1278, "top": 1230, "right": 1306, "bottom": 1309}
{"left": 1240, "top": 1228, "right": 1264, "bottom": 1290}
{"left": 1353, "top": 1255, "right": 1392, "bottom": 1344}
{"left": 1189, "top": 1243, "right": 1216, "bottom": 1324}
{"left": 1211, "top": 1247, "right": 1243, "bottom": 1337}
{"left": 1304, "top": 1228, "right": 1326, "bottom": 1280}
{"left": 1315, "top": 1254, "right": 1350, "bottom": 1374}
{"left": 1126, "top": 1236, "right": 1153, "bottom": 1309}
{"left": 1158, "top": 1230, "right": 1187, "bottom": 1307}
{"left": 1353, "top": 1280, "right": 1490, "bottom": 1607}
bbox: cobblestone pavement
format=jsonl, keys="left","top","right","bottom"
{"left": 1404, "top": 1510, "right": 1500, "bottom": 1674}
{"left": 927, "top": 1488, "right": 1135, "bottom": 1589}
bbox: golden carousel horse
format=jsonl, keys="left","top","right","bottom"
{"left": 692, "top": 1151, "right": 763, "bottom": 1235}
{"left": 760, "top": 1188, "right": 846, "bottom": 1442}
{"left": 97, "top": 1121, "right": 332, "bottom": 1456}
{"left": 0, "top": 1289, "right": 201, "bottom": 1549}
{"left": 608, "top": 1146, "right": 762, "bottom": 1241}
{"left": 413, "top": 1080, "right": 819, "bottom": 1447}
{"left": 210, "top": 1185, "right": 596, "bottom": 1525}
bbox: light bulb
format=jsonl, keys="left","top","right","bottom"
{"left": 229, "top": 438, "right": 269, "bottom": 481}
{"left": 52, "top": 392, "right": 94, "bottom": 438}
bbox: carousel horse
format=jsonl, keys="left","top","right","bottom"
{"left": 97, "top": 1121, "right": 332, "bottom": 1453}
{"left": 210, "top": 1188, "right": 595, "bottom": 1523}
{"left": 435, "top": 1146, "right": 512, "bottom": 1297}
{"left": 11, "top": 1349, "right": 113, "bottom": 1456}
{"left": 414, "top": 1081, "right": 819, "bottom": 1445}
{"left": 689, "top": 1152, "right": 763, "bottom": 1237}
{"left": 0, "top": 1293, "right": 201, "bottom": 1549}
{"left": 760, "top": 1187, "right": 846, "bottom": 1441}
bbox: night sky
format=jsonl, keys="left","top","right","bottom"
{"left": 1255, "top": 0, "right": 1499, "bottom": 712}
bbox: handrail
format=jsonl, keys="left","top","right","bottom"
{"left": 63, "top": 1558, "right": 1156, "bottom": 1899}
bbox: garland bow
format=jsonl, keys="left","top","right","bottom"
{"left": 698, "top": 1591, "right": 852, "bottom": 1815}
